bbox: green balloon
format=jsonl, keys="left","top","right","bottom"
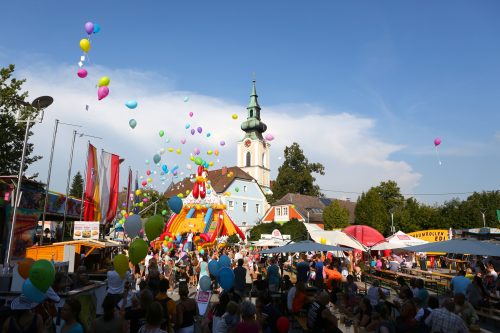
{"left": 129, "top": 239, "right": 149, "bottom": 265}
{"left": 161, "top": 210, "right": 167, "bottom": 215}
{"left": 113, "top": 254, "right": 129, "bottom": 278}
{"left": 159, "top": 130, "right": 165, "bottom": 137}
{"left": 145, "top": 215, "right": 165, "bottom": 241}
{"left": 235, "top": 187, "right": 239, "bottom": 192}
{"left": 29, "top": 259, "right": 55, "bottom": 292}
{"left": 194, "top": 157, "right": 203, "bottom": 165}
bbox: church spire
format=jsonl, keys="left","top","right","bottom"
{"left": 241, "top": 80, "right": 267, "bottom": 140}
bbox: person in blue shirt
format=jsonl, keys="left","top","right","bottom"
{"left": 451, "top": 270, "right": 472, "bottom": 296}
{"left": 267, "top": 258, "right": 280, "bottom": 292}
{"left": 314, "top": 255, "right": 324, "bottom": 289}
{"left": 296, "top": 254, "right": 310, "bottom": 284}
{"left": 60, "top": 298, "right": 84, "bottom": 333}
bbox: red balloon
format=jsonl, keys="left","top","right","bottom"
{"left": 276, "top": 316, "right": 289, "bottom": 333}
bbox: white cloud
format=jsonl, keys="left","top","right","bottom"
{"left": 18, "top": 62, "right": 421, "bottom": 198}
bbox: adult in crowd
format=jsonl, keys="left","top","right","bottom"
{"left": 198, "top": 255, "right": 209, "bottom": 290}
{"left": 415, "top": 279, "right": 429, "bottom": 308}
{"left": 106, "top": 263, "right": 127, "bottom": 306}
{"left": 234, "top": 301, "right": 259, "bottom": 333}
{"left": 213, "top": 301, "right": 240, "bottom": 333}
{"left": 307, "top": 291, "right": 341, "bottom": 333}
{"left": 233, "top": 259, "right": 247, "bottom": 297}
{"left": 367, "top": 280, "right": 384, "bottom": 308}
{"left": 266, "top": 258, "right": 280, "bottom": 292}
{"left": 353, "top": 298, "right": 372, "bottom": 332}
{"left": 451, "top": 270, "right": 472, "bottom": 296}
{"left": 59, "top": 298, "right": 85, "bottom": 333}
{"left": 466, "top": 275, "right": 488, "bottom": 308}
{"left": 454, "top": 293, "right": 479, "bottom": 326}
{"left": 139, "top": 302, "right": 165, "bottom": 333}
{"left": 89, "top": 295, "right": 126, "bottom": 333}
{"left": 424, "top": 299, "right": 468, "bottom": 333}
{"left": 124, "top": 289, "right": 154, "bottom": 333}
{"left": 2, "top": 296, "right": 44, "bottom": 333}
{"left": 176, "top": 284, "right": 198, "bottom": 333}
{"left": 295, "top": 254, "right": 310, "bottom": 284}
{"left": 155, "top": 279, "right": 176, "bottom": 332}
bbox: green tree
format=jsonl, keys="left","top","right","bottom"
{"left": 375, "top": 180, "right": 405, "bottom": 212}
{"left": 455, "top": 191, "right": 500, "bottom": 229}
{"left": 249, "top": 222, "right": 280, "bottom": 241}
{"left": 248, "top": 219, "right": 308, "bottom": 242}
{"left": 271, "top": 142, "right": 325, "bottom": 202}
{"left": 0, "top": 64, "right": 41, "bottom": 174}
{"left": 322, "top": 201, "right": 350, "bottom": 230}
{"left": 122, "top": 188, "right": 170, "bottom": 218}
{"left": 354, "top": 188, "right": 389, "bottom": 234}
{"left": 69, "top": 171, "right": 84, "bottom": 198}
{"left": 227, "top": 234, "right": 241, "bottom": 245}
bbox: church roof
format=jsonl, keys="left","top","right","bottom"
{"left": 241, "top": 80, "right": 267, "bottom": 140}
{"left": 163, "top": 166, "right": 257, "bottom": 198}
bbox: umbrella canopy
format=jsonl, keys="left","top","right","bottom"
{"left": 309, "top": 230, "right": 366, "bottom": 251}
{"left": 372, "top": 230, "right": 428, "bottom": 250}
{"left": 397, "top": 238, "right": 500, "bottom": 256}
{"left": 259, "top": 240, "right": 351, "bottom": 254}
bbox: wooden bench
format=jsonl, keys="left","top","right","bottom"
{"left": 477, "top": 307, "right": 500, "bottom": 323}
{"left": 363, "top": 273, "right": 399, "bottom": 288}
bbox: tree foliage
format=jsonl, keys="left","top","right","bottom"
{"left": 69, "top": 171, "right": 84, "bottom": 198}
{"left": 355, "top": 188, "right": 389, "bottom": 233}
{"left": 249, "top": 219, "right": 307, "bottom": 242}
{"left": 117, "top": 188, "right": 170, "bottom": 218}
{"left": 0, "top": 64, "right": 41, "bottom": 175}
{"left": 323, "top": 201, "right": 350, "bottom": 230}
{"left": 270, "top": 142, "right": 325, "bottom": 202}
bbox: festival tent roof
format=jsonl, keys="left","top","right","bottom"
{"left": 259, "top": 240, "right": 351, "bottom": 254}
{"left": 251, "top": 238, "right": 291, "bottom": 247}
{"left": 371, "top": 230, "right": 428, "bottom": 250}
{"left": 343, "top": 225, "right": 385, "bottom": 247}
{"left": 308, "top": 230, "right": 366, "bottom": 251}
{"left": 397, "top": 238, "right": 500, "bottom": 256}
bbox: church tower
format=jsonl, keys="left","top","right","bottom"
{"left": 237, "top": 81, "right": 271, "bottom": 192}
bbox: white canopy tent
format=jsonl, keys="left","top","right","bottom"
{"left": 371, "top": 230, "right": 428, "bottom": 251}
{"left": 251, "top": 238, "right": 291, "bottom": 247}
{"left": 308, "top": 230, "right": 366, "bottom": 251}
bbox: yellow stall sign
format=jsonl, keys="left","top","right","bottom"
{"left": 408, "top": 229, "right": 449, "bottom": 242}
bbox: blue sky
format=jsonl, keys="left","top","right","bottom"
{"left": 1, "top": 1, "right": 499, "bottom": 205}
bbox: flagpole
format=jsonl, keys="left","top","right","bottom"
{"left": 79, "top": 140, "right": 90, "bottom": 222}
{"left": 125, "top": 166, "right": 131, "bottom": 214}
{"left": 62, "top": 130, "right": 77, "bottom": 240}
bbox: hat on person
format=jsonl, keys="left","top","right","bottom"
{"left": 10, "top": 295, "right": 40, "bottom": 310}
{"left": 45, "top": 287, "right": 60, "bottom": 303}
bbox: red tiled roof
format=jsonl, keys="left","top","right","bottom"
{"left": 163, "top": 166, "right": 256, "bottom": 198}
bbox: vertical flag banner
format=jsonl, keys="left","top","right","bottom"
{"left": 126, "top": 167, "right": 132, "bottom": 213}
{"left": 83, "top": 144, "right": 98, "bottom": 220}
{"left": 99, "top": 151, "right": 120, "bottom": 224}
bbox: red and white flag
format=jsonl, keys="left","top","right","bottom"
{"left": 99, "top": 151, "right": 120, "bottom": 224}
{"left": 83, "top": 144, "right": 99, "bottom": 221}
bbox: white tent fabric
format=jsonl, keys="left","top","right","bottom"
{"left": 259, "top": 240, "right": 351, "bottom": 254}
{"left": 309, "top": 230, "right": 366, "bottom": 251}
{"left": 251, "top": 238, "right": 290, "bottom": 247}
{"left": 396, "top": 238, "right": 500, "bottom": 256}
{"left": 304, "top": 223, "right": 324, "bottom": 234}
{"left": 371, "top": 230, "right": 428, "bottom": 250}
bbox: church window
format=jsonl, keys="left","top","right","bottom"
{"left": 283, "top": 207, "right": 289, "bottom": 216}
{"left": 243, "top": 185, "right": 247, "bottom": 192}
{"left": 250, "top": 110, "right": 254, "bottom": 117}
{"left": 228, "top": 201, "right": 234, "bottom": 210}
{"left": 246, "top": 152, "right": 251, "bottom": 167}
{"left": 243, "top": 202, "right": 248, "bottom": 212}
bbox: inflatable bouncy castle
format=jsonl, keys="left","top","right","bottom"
{"left": 159, "top": 165, "right": 245, "bottom": 250}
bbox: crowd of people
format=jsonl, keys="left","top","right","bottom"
{"left": 2, "top": 244, "right": 500, "bottom": 333}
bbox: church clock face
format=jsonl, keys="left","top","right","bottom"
{"left": 244, "top": 139, "right": 251, "bottom": 148}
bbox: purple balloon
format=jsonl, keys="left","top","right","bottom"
{"left": 194, "top": 147, "right": 200, "bottom": 155}
{"left": 197, "top": 127, "right": 202, "bottom": 134}
{"left": 84, "top": 22, "right": 94, "bottom": 35}
{"left": 220, "top": 141, "right": 225, "bottom": 146}
{"left": 191, "top": 129, "right": 195, "bottom": 135}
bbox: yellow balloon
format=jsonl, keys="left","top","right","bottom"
{"left": 129, "top": 212, "right": 134, "bottom": 216}
{"left": 79, "top": 39, "right": 91, "bottom": 53}
{"left": 177, "top": 193, "right": 184, "bottom": 198}
{"left": 209, "top": 161, "right": 214, "bottom": 166}
{"left": 168, "top": 147, "right": 174, "bottom": 152}
{"left": 232, "top": 114, "right": 238, "bottom": 120}
{"left": 135, "top": 189, "right": 141, "bottom": 196}
{"left": 185, "top": 190, "right": 190, "bottom": 195}
{"left": 207, "top": 150, "right": 212, "bottom": 155}
{"left": 190, "top": 155, "right": 195, "bottom": 161}
{"left": 147, "top": 177, "right": 152, "bottom": 183}
{"left": 98, "top": 76, "right": 110, "bottom": 87}
{"left": 176, "top": 148, "right": 181, "bottom": 154}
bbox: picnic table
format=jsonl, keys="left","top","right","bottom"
{"left": 370, "top": 269, "right": 449, "bottom": 294}
{"left": 401, "top": 267, "right": 453, "bottom": 284}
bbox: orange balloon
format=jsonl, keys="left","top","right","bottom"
{"left": 18, "top": 258, "right": 35, "bottom": 279}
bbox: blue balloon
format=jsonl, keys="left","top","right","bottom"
{"left": 162, "top": 164, "right": 169, "bottom": 173}
{"left": 93, "top": 23, "right": 101, "bottom": 34}
{"left": 125, "top": 100, "right": 138, "bottom": 109}
{"left": 217, "top": 267, "right": 235, "bottom": 290}
{"left": 199, "top": 275, "right": 211, "bottom": 291}
{"left": 22, "top": 279, "right": 47, "bottom": 303}
{"left": 153, "top": 154, "right": 161, "bottom": 164}
{"left": 218, "top": 255, "right": 231, "bottom": 268}
{"left": 208, "top": 259, "right": 220, "bottom": 277}
{"left": 168, "top": 196, "right": 183, "bottom": 214}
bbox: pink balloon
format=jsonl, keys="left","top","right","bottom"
{"left": 265, "top": 134, "right": 274, "bottom": 141}
{"left": 98, "top": 86, "right": 109, "bottom": 100}
{"left": 193, "top": 147, "right": 200, "bottom": 155}
{"left": 146, "top": 170, "right": 151, "bottom": 176}
{"left": 189, "top": 112, "right": 194, "bottom": 117}
{"left": 77, "top": 69, "right": 88, "bottom": 78}
{"left": 181, "top": 139, "right": 186, "bottom": 144}
{"left": 434, "top": 138, "right": 441, "bottom": 146}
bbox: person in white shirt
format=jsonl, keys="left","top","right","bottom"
{"left": 107, "top": 266, "right": 129, "bottom": 305}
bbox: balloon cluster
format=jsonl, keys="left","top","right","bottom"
{"left": 77, "top": 21, "right": 99, "bottom": 78}
{"left": 17, "top": 259, "right": 55, "bottom": 303}
{"left": 205, "top": 255, "right": 235, "bottom": 290}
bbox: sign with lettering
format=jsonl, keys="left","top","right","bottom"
{"left": 196, "top": 291, "right": 212, "bottom": 316}
{"left": 408, "top": 230, "right": 449, "bottom": 242}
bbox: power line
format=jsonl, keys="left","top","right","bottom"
{"left": 320, "top": 188, "right": 499, "bottom": 197}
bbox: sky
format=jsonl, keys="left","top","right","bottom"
{"left": 1, "top": 1, "right": 499, "bottom": 205}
